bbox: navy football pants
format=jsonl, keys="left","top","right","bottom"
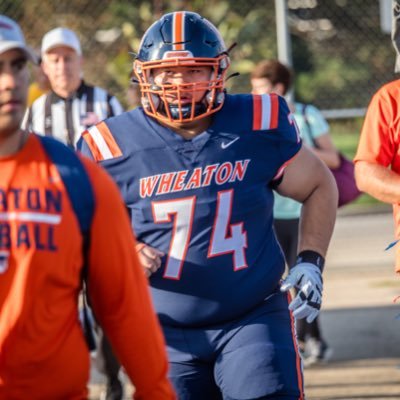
{"left": 163, "top": 290, "right": 304, "bottom": 400}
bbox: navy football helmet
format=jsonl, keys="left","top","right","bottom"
{"left": 133, "top": 11, "right": 230, "bottom": 123}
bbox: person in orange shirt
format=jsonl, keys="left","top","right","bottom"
{"left": 0, "top": 14, "right": 175, "bottom": 400}
{"left": 354, "top": 77, "right": 400, "bottom": 272}
{"left": 355, "top": 0, "right": 400, "bottom": 274}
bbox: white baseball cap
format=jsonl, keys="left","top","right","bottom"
{"left": 41, "top": 27, "right": 82, "bottom": 55}
{"left": 0, "top": 15, "right": 36, "bottom": 62}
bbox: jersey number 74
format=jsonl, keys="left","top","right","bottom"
{"left": 152, "top": 189, "right": 248, "bottom": 279}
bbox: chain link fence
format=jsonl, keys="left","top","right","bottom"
{"left": 1, "top": 0, "right": 396, "bottom": 114}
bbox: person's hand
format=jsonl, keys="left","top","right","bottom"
{"left": 136, "top": 243, "right": 164, "bottom": 277}
{"left": 280, "top": 262, "right": 323, "bottom": 323}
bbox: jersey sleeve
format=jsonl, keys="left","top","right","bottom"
{"left": 76, "top": 121, "right": 122, "bottom": 162}
{"left": 354, "top": 86, "right": 395, "bottom": 167}
{"left": 252, "top": 94, "right": 301, "bottom": 144}
{"left": 276, "top": 95, "right": 302, "bottom": 146}
{"left": 81, "top": 157, "right": 175, "bottom": 400}
{"left": 76, "top": 132, "right": 94, "bottom": 160}
{"left": 255, "top": 94, "right": 302, "bottom": 182}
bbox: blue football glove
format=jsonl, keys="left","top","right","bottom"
{"left": 280, "top": 262, "right": 323, "bottom": 323}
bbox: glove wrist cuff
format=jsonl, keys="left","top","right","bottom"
{"left": 296, "top": 250, "right": 325, "bottom": 272}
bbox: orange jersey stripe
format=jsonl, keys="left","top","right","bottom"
{"left": 252, "top": 94, "right": 280, "bottom": 131}
{"left": 272, "top": 150, "right": 300, "bottom": 181}
{"left": 96, "top": 122, "right": 122, "bottom": 158}
{"left": 252, "top": 95, "right": 262, "bottom": 130}
{"left": 174, "top": 12, "right": 184, "bottom": 50}
{"left": 82, "top": 130, "right": 104, "bottom": 162}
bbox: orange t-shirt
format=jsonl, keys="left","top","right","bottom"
{"left": 0, "top": 134, "right": 175, "bottom": 399}
{"left": 354, "top": 79, "right": 400, "bottom": 271}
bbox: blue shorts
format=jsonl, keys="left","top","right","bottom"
{"left": 162, "top": 290, "right": 304, "bottom": 400}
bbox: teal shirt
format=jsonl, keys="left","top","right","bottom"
{"left": 273, "top": 102, "right": 329, "bottom": 219}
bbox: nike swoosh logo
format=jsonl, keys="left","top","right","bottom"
{"left": 221, "top": 137, "right": 239, "bottom": 149}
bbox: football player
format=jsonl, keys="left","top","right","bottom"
{"left": 78, "top": 11, "right": 338, "bottom": 400}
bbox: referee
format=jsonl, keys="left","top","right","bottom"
{"left": 23, "top": 27, "right": 124, "bottom": 148}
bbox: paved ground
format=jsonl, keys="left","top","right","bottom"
{"left": 304, "top": 210, "right": 400, "bottom": 399}
{"left": 89, "top": 210, "right": 400, "bottom": 399}
{"left": 304, "top": 358, "right": 400, "bottom": 400}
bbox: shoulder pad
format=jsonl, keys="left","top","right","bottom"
{"left": 252, "top": 93, "right": 279, "bottom": 131}
{"left": 80, "top": 120, "right": 122, "bottom": 162}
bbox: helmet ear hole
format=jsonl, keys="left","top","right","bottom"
{"left": 219, "top": 56, "right": 230, "bottom": 71}
{"left": 205, "top": 91, "right": 213, "bottom": 107}
{"left": 133, "top": 61, "right": 142, "bottom": 75}
{"left": 133, "top": 61, "right": 145, "bottom": 83}
{"left": 206, "top": 91, "right": 225, "bottom": 106}
{"left": 216, "top": 92, "right": 225, "bottom": 104}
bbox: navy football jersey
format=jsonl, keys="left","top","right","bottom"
{"left": 78, "top": 93, "right": 302, "bottom": 327}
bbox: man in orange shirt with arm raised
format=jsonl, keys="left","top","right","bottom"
{"left": 0, "top": 15, "right": 175, "bottom": 400}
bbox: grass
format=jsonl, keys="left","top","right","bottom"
{"left": 329, "top": 117, "right": 363, "bottom": 158}
{"left": 329, "top": 118, "right": 380, "bottom": 208}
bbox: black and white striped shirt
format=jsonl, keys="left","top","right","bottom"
{"left": 23, "top": 81, "right": 124, "bottom": 147}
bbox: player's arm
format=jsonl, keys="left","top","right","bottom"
{"left": 276, "top": 144, "right": 337, "bottom": 257}
{"left": 277, "top": 145, "right": 337, "bottom": 321}
{"left": 82, "top": 158, "right": 175, "bottom": 400}
{"left": 78, "top": 129, "right": 165, "bottom": 277}
{"left": 136, "top": 242, "right": 164, "bottom": 277}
